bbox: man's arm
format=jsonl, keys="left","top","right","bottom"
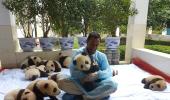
{"left": 97, "top": 53, "right": 112, "bottom": 79}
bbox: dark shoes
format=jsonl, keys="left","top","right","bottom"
{"left": 62, "top": 93, "right": 83, "bottom": 100}
{"left": 62, "top": 93, "right": 110, "bottom": 100}
{"left": 101, "top": 96, "right": 110, "bottom": 100}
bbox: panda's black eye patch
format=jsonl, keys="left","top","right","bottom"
{"left": 81, "top": 65, "right": 83, "bottom": 69}
{"left": 151, "top": 85, "right": 153, "bottom": 88}
{"left": 25, "top": 91, "right": 30, "bottom": 95}
{"left": 85, "top": 61, "right": 89, "bottom": 64}
{"left": 44, "top": 83, "right": 49, "bottom": 88}
{"left": 34, "top": 57, "right": 37, "bottom": 60}
{"left": 51, "top": 64, "right": 54, "bottom": 67}
{"left": 53, "top": 88, "right": 57, "bottom": 93}
{"left": 157, "top": 84, "right": 161, "bottom": 88}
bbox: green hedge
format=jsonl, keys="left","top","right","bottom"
{"left": 145, "top": 39, "right": 170, "bottom": 46}
{"left": 119, "top": 37, "right": 170, "bottom": 46}
{"left": 118, "top": 45, "right": 170, "bottom": 61}
{"left": 145, "top": 45, "right": 170, "bottom": 54}
{"left": 119, "top": 45, "right": 126, "bottom": 60}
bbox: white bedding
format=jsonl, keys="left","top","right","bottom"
{"left": 0, "top": 64, "right": 170, "bottom": 100}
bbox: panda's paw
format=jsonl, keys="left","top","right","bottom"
{"left": 112, "top": 70, "right": 118, "bottom": 76}
{"left": 141, "top": 78, "right": 146, "bottom": 84}
{"left": 144, "top": 84, "right": 149, "bottom": 89}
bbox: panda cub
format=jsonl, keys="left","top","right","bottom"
{"left": 58, "top": 52, "right": 72, "bottom": 68}
{"left": 73, "top": 52, "right": 99, "bottom": 91}
{"left": 141, "top": 75, "right": 167, "bottom": 91}
{"left": 26, "top": 79, "right": 60, "bottom": 100}
{"left": 73, "top": 52, "right": 99, "bottom": 74}
{"left": 40, "top": 60, "right": 62, "bottom": 73}
{"left": 20, "top": 56, "right": 42, "bottom": 70}
{"left": 25, "top": 65, "right": 48, "bottom": 81}
{"left": 4, "top": 89, "right": 36, "bottom": 100}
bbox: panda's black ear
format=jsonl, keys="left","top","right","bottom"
{"left": 50, "top": 74, "right": 58, "bottom": 82}
{"left": 73, "top": 60, "right": 77, "bottom": 65}
{"left": 38, "top": 60, "right": 45, "bottom": 65}
{"left": 44, "top": 61, "right": 48, "bottom": 65}
{"left": 28, "top": 58, "right": 34, "bottom": 65}
{"left": 54, "top": 61, "right": 61, "bottom": 72}
{"left": 44, "top": 83, "right": 49, "bottom": 88}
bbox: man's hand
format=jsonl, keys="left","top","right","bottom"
{"left": 82, "top": 72, "right": 98, "bottom": 82}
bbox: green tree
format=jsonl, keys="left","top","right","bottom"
{"left": 100, "top": 0, "right": 137, "bottom": 36}
{"left": 45, "top": 0, "right": 82, "bottom": 37}
{"left": 147, "top": 0, "right": 170, "bottom": 33}
{"left": 79, "top": 0, "right": 101, "bottom": 36}
{"left": 39, "top": 0, "right": 51, "bottom": 37}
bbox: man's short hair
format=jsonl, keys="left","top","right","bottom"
{"left": 87, "top": 32, "right": 101, "bottom": 42}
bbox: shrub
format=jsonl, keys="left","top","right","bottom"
{"left": 145, "top": 45, "right": 170, "bottom": 54}
{"left": 119, "top": 45, "right": 126, "bottom": 60}
{"left": 145, "top": 39, "right": 170, "bottom": 46}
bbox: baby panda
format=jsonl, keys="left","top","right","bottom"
{"left": 4, "top": 89, "right": 36, "bottom": 100}
{"left": 73, "top": 52, "right": 99, "bottom": 91}
{"left": 73, "top": 52, "right": 99, "bottom": 74}
{"left": 25, "top": 65, "right": 49, "bottom": 81}
{"left": 20, "top": 56, "right": 42, "bottom": 70}
{"left": 26, "top": 79, "right": 61, "bottom": 100}
{"left": 141, "top": 75, "right": 167, "bottom": 91}
{"left": 58, "top": 52, "right": 72, "bottom": 68}
{"left": 40, "top": 60, "right": 62, "bottom": 73}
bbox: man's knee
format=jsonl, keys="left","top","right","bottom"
{"left": 58, "top": 78, "right": 83, "bottom": 95}
{"left": 109, "top": 80, "right": 118, "bottom": 91}
{"left": 100, "top": 79, "right": 118, "bottom": 91}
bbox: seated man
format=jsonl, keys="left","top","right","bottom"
{"left": 57, "top": 32, "right": 118, "bottom": 100}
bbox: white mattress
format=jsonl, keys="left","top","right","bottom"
{"left": 0, "top": 64, "right": 170, "bottom": 100}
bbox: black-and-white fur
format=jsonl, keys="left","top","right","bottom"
{"left": 26, "top": 80, "right": 60, "bottom": 100}
{"left": 20, "top": 56, "right": 42, "bottom": 70}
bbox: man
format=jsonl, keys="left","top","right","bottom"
{"left": 58, "top": 32, "right": 118, "bottom": 100}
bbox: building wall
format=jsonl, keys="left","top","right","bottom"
{"left": 132, "top": 48, "right": 170, "bottom": 76}
{"left": 0, "top": 0, "right": 18, "bottom": 67}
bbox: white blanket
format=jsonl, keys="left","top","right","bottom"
{"left": 0, "top": 64, "right": 170, "bottom": 100}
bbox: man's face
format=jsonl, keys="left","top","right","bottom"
{"left": 86, "top": 38, "right": 100, "bottom": 55}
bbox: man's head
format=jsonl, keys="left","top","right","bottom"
{"left": 86, "top": 32, "right": 101, "bottom": 55}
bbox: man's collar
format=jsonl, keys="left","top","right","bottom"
{"left": 84, "top": 47, "right": 95, "bottom": 55}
